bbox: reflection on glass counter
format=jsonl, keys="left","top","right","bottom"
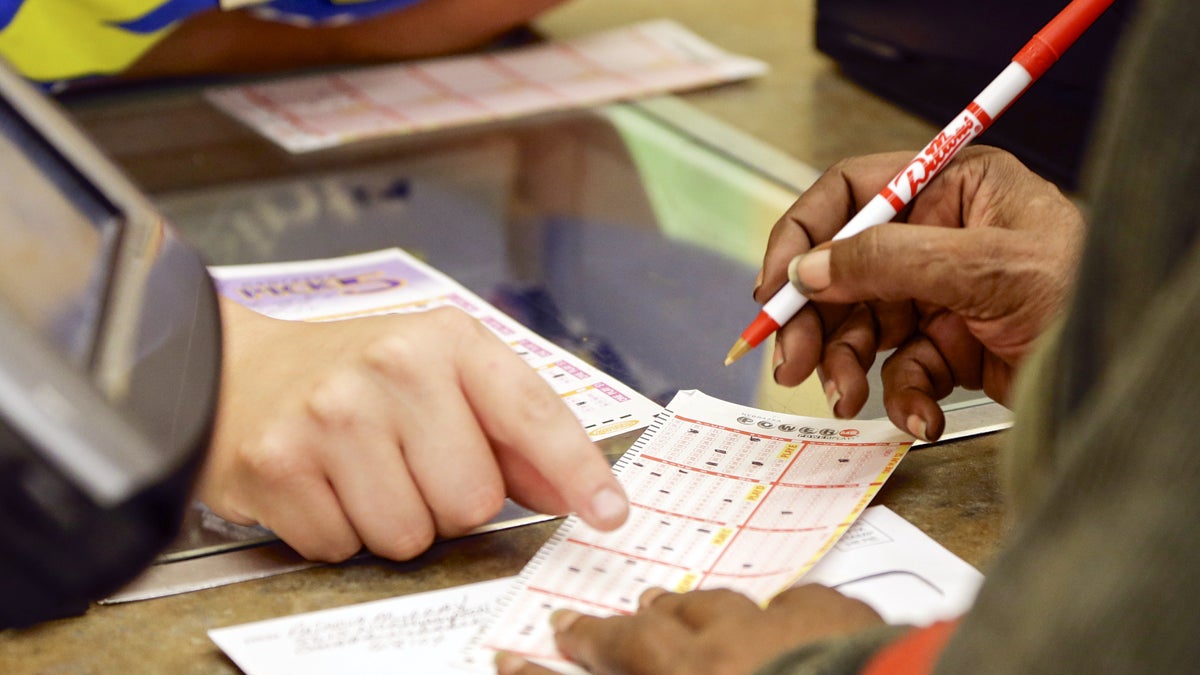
{"left": 63, "top": 91, "right": 1003, "bottom": 572}
{"left": 148, "top": 103, "right": 825, "bottom": 416}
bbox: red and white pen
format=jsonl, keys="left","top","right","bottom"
{"left": 725, "top": 0, "right": 1116, "bottom": 366}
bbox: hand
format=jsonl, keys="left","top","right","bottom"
{"left": 197, "top": 299, "right": 629, "bottom": 562}
{"left": 495, "top": 585, "right": 884, "bottom": 675}
{"left": 761, "top": 146, "right": 1084, "bottom": 440}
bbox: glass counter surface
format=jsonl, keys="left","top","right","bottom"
{"left": 63, "top": 87, "right": 1004, "bottom": 571}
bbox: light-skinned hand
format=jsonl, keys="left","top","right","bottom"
{"left": 197, "top": 299, "right": 628, "bottom": 562}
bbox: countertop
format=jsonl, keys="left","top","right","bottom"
{"left": 0, "top": 1, "right": 1007, "bottom": 672}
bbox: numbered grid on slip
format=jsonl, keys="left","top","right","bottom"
{"left": 474, "top": 391, "right": 910, "bottom": 665}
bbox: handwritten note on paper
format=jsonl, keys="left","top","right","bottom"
{"left": 208, "top": 248, "right": 662, "bottom": 441}
{"left": 209, "top": 578, "right": 506, "bottom": 675}
{"left": 466, "top": 390, "right": 913, "bottom": 671}
{"left": 205, "top": 20, "right": 767, "bottom": 152}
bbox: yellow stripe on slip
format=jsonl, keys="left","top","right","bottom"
{"left": 674, "top": 573, "right": 698, "bottom": 593}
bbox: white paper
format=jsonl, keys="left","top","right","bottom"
{"left": 209, "top": 578, "right": 508, "bottom": 675}
{"left": 208, "top": 248, "right": 662, "bottom": 441}
{"left": 803, "top": 505, "right": 983, "bottom": 626}
{"left": 206, "top": 20, "right": 767, "bottom": 152}
{"left": 209, "top": 505, "right": 980, "bottom": 675}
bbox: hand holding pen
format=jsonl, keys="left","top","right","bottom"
{"left": 726, "top": 0, "right": 1116, "bottom": 369}
{"left": 758, "top": 147, "right": 1083, "bottom": 441}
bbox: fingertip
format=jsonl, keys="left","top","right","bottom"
{"left": 788, "top": 248, "right": 832, "bottom": 295}
{"left": 902, "top": 414, "right": 923, "bottom": 441}
{"left": 585, "top": 484, "right": 629, "bottom": 530}
{"left": 550, "top": 609, "right": 583, "bottom": 634}
{"left": 494, "top": 651, "right": 527, "bottom": 675}
{"left": 925, "top": 414, "right": 946, "bottom": 442}
{"left": 549, "top": 609, "right": 590, "bottom": 666}
{"left": 823, "top": 379, "right": 842, "bottom": 418}
{"left": 904, "top": 413, "right": 943, "bottom": 443}
{"left": 638, "top": 587, "right": 669, "bottom": 609}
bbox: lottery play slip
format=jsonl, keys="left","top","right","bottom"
{"left": 466, "top": 390, "right": 912, "bottom": 671}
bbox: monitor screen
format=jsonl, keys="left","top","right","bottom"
{"left": 0, "top": 97, "right": 119, "bottom": 369}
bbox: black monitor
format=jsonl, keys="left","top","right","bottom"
{"left": 0, "top": 60, "right": 220, "bottom": 627}
{"left": 815, "top": 0, "right": 1137, "bottom": 188}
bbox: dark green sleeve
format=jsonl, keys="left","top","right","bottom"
{"left": 759, "top": 1, "right": 1200, "bottom": 672}
{"left": 936, "top": 0, "right": 1200, "bottom": 671}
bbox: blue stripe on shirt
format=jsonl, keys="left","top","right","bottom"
{"left": 259, "top": 0, "right": 423, "bottom": 23}
{"left": 0, "top": 0, "right": 23, "bottom": 31}
{"left": 111, "top": 0, "right": 215, "bottom": 33}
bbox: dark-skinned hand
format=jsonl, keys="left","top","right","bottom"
{"left": 760, "top": 147, "right": 1084, "bottom": 440}
{"left": 495, "top": 584, "right": 883, "bottom": 675}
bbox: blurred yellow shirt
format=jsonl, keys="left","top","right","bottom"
{"left": 0, "top": 0, "right": 422, "bottom": 85}
{"left": 0, "top": 0, "right": 176, "bottom": 83}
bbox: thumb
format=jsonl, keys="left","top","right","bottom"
{"left": 789, "top": 224, "right": 1006, "bottom": 314}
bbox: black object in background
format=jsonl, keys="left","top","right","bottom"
{"left": 815, "top": 0, "right": 1137, "bottom": 188}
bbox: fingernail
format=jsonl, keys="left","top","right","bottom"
{"left": 550, "top": 609, "right": 582, "bottom": 633}
{"left": 590, "top": 486, "right": 629, "bottom": 529}
{"left": 824, "top": 379, "right": 842, "bottom": 417}
{"left": 788, "top": 249, "right": 831, "bottom": 295}
{"left": 753, "top": 268, "right": 764, "bottom": 297}
{"left": 638, "top": 587, "right": 668, "bottom": 609}
{"left": 494, "top": 651, "right": 527, "bottom": 675}
{"left": 906, "top": 414, "right": 929, "bottom": 442}
{"left": 772, "top": 342, "right": 785, "bottom": 381}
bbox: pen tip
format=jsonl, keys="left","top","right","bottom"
{"left": 724, "top": 338, "right": 752, "bottom": 366}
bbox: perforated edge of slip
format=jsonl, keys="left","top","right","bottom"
{"left": 461, "top": 406, "right": 676, "bottom": 664}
